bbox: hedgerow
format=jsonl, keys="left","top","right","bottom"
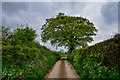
{"left": 68, "top": 34, "right": 120, "bottom": 79}
{"left": 2, "top": 26, "right": 60, "bottom": 79}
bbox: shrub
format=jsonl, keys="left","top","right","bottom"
{"left": 68, "top": 34, "right": 120, "bottom": 79}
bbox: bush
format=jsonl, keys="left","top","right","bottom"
{"left": 2, "top": 47, "right": 60, "bottom": 79}
{"left": 68, "top": 34, "right": 120, "bottom": 79}
{"left": 2, "top": 26, "right": 60, "bottom": 79}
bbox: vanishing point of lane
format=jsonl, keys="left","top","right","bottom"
{"left": 46, "top": 60, "right": 81, "bottom": 80}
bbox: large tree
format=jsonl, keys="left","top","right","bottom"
{"left": 41, "top": 13, "right": 98, "bottom": 53}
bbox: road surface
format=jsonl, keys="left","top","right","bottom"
{"left": 45, "top": 60, "right": 80, "bottom": 80}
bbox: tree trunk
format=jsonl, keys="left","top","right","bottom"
{"left": 69, "top": 47, "right": 74, "bottom": 53}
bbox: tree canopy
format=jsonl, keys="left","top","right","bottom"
{"left": 2, "top": 25, "right": 37, "bottom": 46}
{"left": 41, "top": 12, "right": 98, "bottom": 53}
{"left": 12, "top": 26, "right": 37, "bottom": 45}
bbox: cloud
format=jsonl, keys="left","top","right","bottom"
{"left": 118, "top": 2, "right": 120, "bottom": 34}
{"left": 101, "top": 2, "right": 118, "bottom": 25}
{"left": 2, "top": 2, "right": 29, "bottom": 16}
{"left": 2, "top": 2, "right": 30, "bottom": 29}
{"left": 2, "top": 13, "right": 26, "bottom": 30}
{"left": 79, "top": 2, "right": 118, "bottom": 46}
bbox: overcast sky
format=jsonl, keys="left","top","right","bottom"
{"left": 2, "top": 1, "right": 119, "bottom": 52}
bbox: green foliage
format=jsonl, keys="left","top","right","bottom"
{"left": 41, "top": 12, "right": 98, "bottom": 52}
{"left": 2, "top": 52, "right": 58, "bottom": 79}
{"left": 2, "top": 26, "right": 60, "bottom": 79}
{"left": 11, "top": 26, "right": 37, "bottom": 46}
{"left": 2, "top": 26, "right": 11, "bottom": 45}
{"left": 68, "top": 34, "right": 120, "bottom": 79}
{"left": 56, "top": 51, "right": 66, "bottom": 58}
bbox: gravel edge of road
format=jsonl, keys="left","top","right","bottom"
{"left": 67, "top": 60, "right": 81, "bottom": 79}
{"left": 44, "top": 60, "right": 59, "bottom": 79}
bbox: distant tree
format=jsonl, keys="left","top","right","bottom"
{"left": 41, "top": 12, "right": 98, "bottom": 53}
{"left": 2, "top": 26, "right": 11, "bottom": 45}
{"left": 2, "top": 26, "right": 10, "bottom": 41}
{"left": 7, "top": 25, "right": 37, "bottom": 46}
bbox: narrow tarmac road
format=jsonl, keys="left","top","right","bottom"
{"left": 46, "top": 60, "right": 80, "bottom": 80}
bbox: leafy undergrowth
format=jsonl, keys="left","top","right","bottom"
{"left": 2, "top": 45, "right": 60, "bottom": 79}
{"left": 2, "top": 26, "right": 60, "bottom": 79}
{"left": 68, "top": 34, "right": 120, "bottom": 80}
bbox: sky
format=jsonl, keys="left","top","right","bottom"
{"left": 1, "top": 1, "right": 119, "bottom": 52}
